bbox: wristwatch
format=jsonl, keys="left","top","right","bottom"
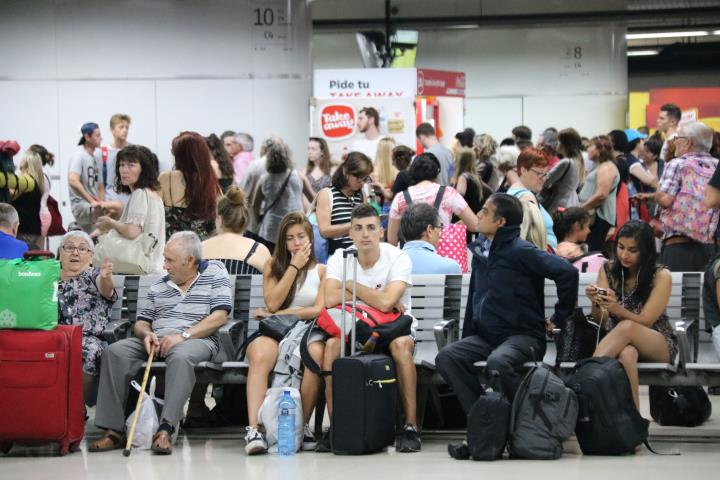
{"left": 181, "top": 331, "right": 192, "bottom": 340}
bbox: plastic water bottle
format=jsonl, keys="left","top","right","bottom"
{"left": 277, "top": 389, "right": 296, "bottom": 455}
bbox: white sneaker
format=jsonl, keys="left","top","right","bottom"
{"left": 302, "top": 424, "right": 317, "bottom": 451}
{"left": 244, "top": 427, "right": 268, "bottom": 455}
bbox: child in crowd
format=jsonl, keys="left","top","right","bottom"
{"left": 552, "top": 207, "right": 591, "bottom": 259}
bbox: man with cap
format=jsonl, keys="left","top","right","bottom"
{"left": 68, "top": 122, "right": 103, "bottom": 234}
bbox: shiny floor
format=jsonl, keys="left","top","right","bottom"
{"left": 3, "top": 390, "right": 719, "bottom": 480}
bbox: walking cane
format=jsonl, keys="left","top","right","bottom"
{"left": 123, "top": 348, "right": 155, "bottom": 457}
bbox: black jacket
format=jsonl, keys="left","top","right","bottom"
{"left": 462, "top": 225, "right": 578, "bottom": 348}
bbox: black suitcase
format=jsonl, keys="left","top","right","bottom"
{"left": 331, "top": 353, "right": 397, "bottom": 454}
{"left": 330, "top": 247, "right": 398, "bottom": 455}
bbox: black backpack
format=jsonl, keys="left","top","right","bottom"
{"left": 567, "top": 357, "right": 648, "bottom": 455}
{"left": 649, "top": 386, "right": 712, "bottom": 427}
{"left": 508, "top": 365, "right": 578, "bottom": 460}
{"left": 466, "top": 373, "right": 511, "bottom": 461}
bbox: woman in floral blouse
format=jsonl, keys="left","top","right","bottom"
{"left": 57, "top": 230, "right": 117, "bottom": 405}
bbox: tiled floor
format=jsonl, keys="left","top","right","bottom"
{"left": 2, "top": 390, "right": 719, "bottom": 480}
{"left": 3, "top": 434, "right": 719, "bottom": 480}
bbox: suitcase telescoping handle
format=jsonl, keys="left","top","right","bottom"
{"left": 340, "top": 247, "right": 359, "bottom": 357}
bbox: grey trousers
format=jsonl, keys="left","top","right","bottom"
{"left": 435, "top": 334, "right": 545, "bottom": 414}
{"left": 94, "top": 337, "right": 214, "bottom": 432}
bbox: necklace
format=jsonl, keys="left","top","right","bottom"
{"left": 620, "top": 268, "right": 640, "bottom": 305}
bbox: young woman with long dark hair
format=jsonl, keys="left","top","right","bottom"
{"left": 160, "top": 131, "right": 221, "bottom": 240}
{"left": 588, "top": 220, "right": 676, "bottom": 409}
{"left": 244, "top": 212, "right": 327, "bottom": 455}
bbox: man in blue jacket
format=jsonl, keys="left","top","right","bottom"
{"left": 435, "top": 193, "right": 578, "bottom": 412}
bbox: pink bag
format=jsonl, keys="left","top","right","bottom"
{"left": 437, "top": 223, "right": 468, "bottom": 273}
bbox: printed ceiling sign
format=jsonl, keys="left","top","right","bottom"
{"left": 314, "top": 68, "right": 416, "bottom": 98}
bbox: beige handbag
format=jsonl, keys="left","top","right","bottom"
{"left": 92, "top": 189, "right": 159, "bottom": 274}
{"left": 93, "top": 229, "right": 158, "bottom": 274}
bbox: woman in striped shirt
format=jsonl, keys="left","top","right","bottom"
{"left": 315, "top": 152, "right": 373, "bottom": 256}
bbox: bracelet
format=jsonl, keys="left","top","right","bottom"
{"left": 289, "top": 264, "right": 300, "bottom": 272}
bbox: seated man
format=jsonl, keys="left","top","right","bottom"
{"left": 435, "top": 193, "right": 577, "bottom": 412}
{"left": 400, "top": 202, "right": 462, "bottom": 274}
{"left": 0, "top": 203, "right": 28, "bottom": 259}
{"left": 320, "top": 204, "right": 420, "bottom": 453}
{"left": 89, "top": 231, "right": 231, "bottom": 455}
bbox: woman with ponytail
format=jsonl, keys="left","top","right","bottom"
{"left": 202, "top": 185, "right": 271, "bottom": 274}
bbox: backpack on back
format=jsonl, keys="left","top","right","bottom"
{"left": 508, "top": 365, "right": 578, "bottom": 460}
{"left": 567, "top": 357, "right": 649, "bottom": 455}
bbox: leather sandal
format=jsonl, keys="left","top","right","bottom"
{"left": 151, "top": 430, "right": 173, "bottom": 455}
{"left": 88, "top": 430, "right": 126, "bottom": 453}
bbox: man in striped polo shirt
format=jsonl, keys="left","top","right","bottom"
{"left": 90, "top": 231, "right": 232, "bottom": 455}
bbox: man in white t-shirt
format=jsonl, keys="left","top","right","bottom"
{"left": 69, "top": 122, "right": 103, "bottom": 233}
{"left": 321, "top": 204, "right": 421, "bottom": 453}
{"left": 416, "top": 122, "right": 453, "bottom": 185}
{"left": 94, "top": 113, "right": 131, "bottom": 214}
{"left": 350, "top": 107, "right": 382, "bottom": 161}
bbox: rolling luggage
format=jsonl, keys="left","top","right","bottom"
{"left": 331, "top": 248, "right": 398, "bottom": 455}
{"left": 0, "top": 325, "right": 85, "bottom": 455}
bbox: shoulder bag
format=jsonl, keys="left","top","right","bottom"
{"left": 93, "top": 189, "right": 159, "bottom": 274}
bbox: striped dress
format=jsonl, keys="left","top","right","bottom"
{"left": 328, "top": 186, "right": 363, "bottom": 255}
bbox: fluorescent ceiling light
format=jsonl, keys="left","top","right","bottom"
{"left": 627, "top": 49, "right": 660, "bottom": 56}
{"left": 626, "top": 31, "right": 708, "bottom": 40}
{"left": 714, "top": 30, "right": 720, "bottom": 35}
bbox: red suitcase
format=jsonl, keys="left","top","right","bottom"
{"left": 0, "top": 325, "right": 85, "bottom": 455}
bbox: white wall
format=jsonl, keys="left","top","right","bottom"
{"left": 313, "top": 24, "right": 628, "bottom": 141}
{"left": 0, "top": 0, "right": 312, "bottom": 221}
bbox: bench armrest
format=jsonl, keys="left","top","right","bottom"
{"left": 103, "top": 320, "right": 131, "bottom": 344}
{"left": 434, "top": 319, "right": 459, "bottom": 350}
{"left": 219, "top": 320, "right": 245, "bottom": 361}
{"left": 673, "top": 319, "right": 695, "bottom": 371}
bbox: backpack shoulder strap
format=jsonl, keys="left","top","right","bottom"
{"left": 434, "top": 185, "right": 446, "bottom": 210}
{"left": 402, "top": 189, "right": 412, "bottom": 206}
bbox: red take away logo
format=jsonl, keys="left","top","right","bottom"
{"left": 321, "top": 104, "right": 356, "bottom": 139}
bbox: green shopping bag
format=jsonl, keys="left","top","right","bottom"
{"left": 0, "top": 253, "right": 60, "bottom": 330}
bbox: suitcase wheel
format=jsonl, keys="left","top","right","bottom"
{"left": 0, "top": 442, "right": 12, "bottom": 454}
{"left": 59, "top": 440, "right": 69, "bottom": 456}
{"left": 70, "top": 441, "right": 81, "bottom": 453}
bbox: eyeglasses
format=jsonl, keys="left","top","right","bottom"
{"left": 434, "top": 223, "right": 444, "bottom": 230}
{"left": 673, "top": 135, "right": 689, "bottom": 142}
{"left": 530, "top": 168, "right": 548, "bottom": 179}
{"left": 62, "top": 245, "right": 91, "bottom": 254}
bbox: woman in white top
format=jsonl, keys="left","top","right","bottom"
{"left": 95, "top": 145, "right": 166, "bottom": 274}
{"left": 244, "top": 212, "right": 326, "bottom": 455}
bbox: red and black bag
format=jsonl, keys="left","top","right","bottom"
{"left": 317, "top": 303, "right": 412, "bottom": 349}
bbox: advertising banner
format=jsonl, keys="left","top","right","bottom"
{"left": 312, "top": 97, "right": 416, "bottom": 162}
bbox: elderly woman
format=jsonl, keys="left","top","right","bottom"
{"left": 57, "top": 230, "right": 117, "bottom": 405}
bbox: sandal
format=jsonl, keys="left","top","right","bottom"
{"left": 88, "top": 430, "right": 126, "bottom": 453}
{"left": 151, "top": 430, "right": 173, "bottom": 455}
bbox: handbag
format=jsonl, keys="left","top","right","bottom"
{"left": 92, "top": 189, "right": 159, "bottom": 274}
{"left": 46, "top": 194, "right": 66, "bottom": 237}
{"left": 649, "top": 386, "right": 712, "bottom": 427}
{"left": 553, "top": 307, "right": 600, "bottom": 367}
{"left": 258, "top": 314, "right": 301, "bottom": 342}
{"left": 0, "top": 251, "right": 59, "bottom": 330}
{"left": 317, "top": 303, "right": 412, "bottom": 349}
